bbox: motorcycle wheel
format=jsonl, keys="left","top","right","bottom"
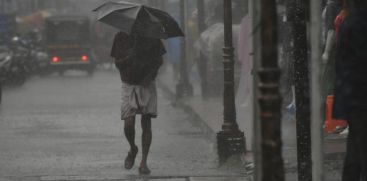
{"left": 87, "top": 68, "right": 94, "bottom": 76}
{"left": 12, "top": 75, "right": 26, "bottom": 86}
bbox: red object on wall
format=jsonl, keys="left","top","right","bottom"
{"left": 324, "top": 95, "right": 348, "bottom": 134}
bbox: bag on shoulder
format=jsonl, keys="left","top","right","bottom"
{"left": 115, "top": 37, "right": 156, "bottom": 85}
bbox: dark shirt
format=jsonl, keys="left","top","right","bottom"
{"left": 110, "top": 32, "right": 166, "bottom": 85}
{"left": 333, "top": 9, "right": 367, "bottom": 120}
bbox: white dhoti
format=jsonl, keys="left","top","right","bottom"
{"left": 120, "top": 81, "right": 157, "bottom": 120}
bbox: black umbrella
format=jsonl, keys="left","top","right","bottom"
{"left": 93, "top": 1, "right": 184, "bottom": 39}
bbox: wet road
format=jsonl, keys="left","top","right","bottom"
{"left": 0, "top": 71, "right": 244, "bottom": 180}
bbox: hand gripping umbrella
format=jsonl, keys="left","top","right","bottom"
{"left": 93, "top": 1, "right": 184, "bottom": 39}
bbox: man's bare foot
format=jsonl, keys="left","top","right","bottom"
{"left": 139, "top": 164, "right": 151, "bottom": 175}
{"left": 124, "top": 146, "right": 138, "bottom": 170}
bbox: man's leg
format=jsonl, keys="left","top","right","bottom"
{"left": 124, "top": 116, "right": 138, "bottom": 169}
{"left": 140, "top": 114, "right": 152, "bottom": 174}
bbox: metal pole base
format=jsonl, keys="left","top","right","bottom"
{"left": 217, "top": 130, "right": 246, "bottom": 165}
{"left": 175, "top": 81, "right": 193, "bottom": 98}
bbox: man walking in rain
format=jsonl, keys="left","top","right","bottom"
{"left": 111, "top": 31, "right": 166, "bottom": 175}
{"left": 94, "top": 0, "right": 183, "bottom": 175}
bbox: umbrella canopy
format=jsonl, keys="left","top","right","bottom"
{"left": 93, "top": 1, "right": 184, "bottom": 39}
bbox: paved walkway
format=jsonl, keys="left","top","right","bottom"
{"left": 0, "top": 71, "right": 247, "bottom": 181}
{"left": 0, "top": 68, "right": 348, "bottom": 181}
{"left": 157, "top": 64, "right": 347, "bottom": 180}
{"left": 0, "top": 175, "right": 248, "bottom": 181}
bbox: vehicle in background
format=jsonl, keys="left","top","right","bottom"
{"left": 44, "top": 15, "right": 95, "bottom": 75}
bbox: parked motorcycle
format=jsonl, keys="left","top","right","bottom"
{"left": 0, "top": 46, "right": 12, "bottom": 103}
{"left": 28, "top": 43, "right": 49, "bottom": 76}
{"left": 22, "top": 30, "right": 49, "bottom": 76}
{"left": 1, "top": 38, "right": 29, "bottom": 86}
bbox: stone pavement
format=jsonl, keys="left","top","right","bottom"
{"left": 0, "top": 176, "right": 248, "bottom": 181}
{"left": 157, "top": 64, "right": 347, "bottom": 177}
{"left": 0, "top": 71, "right": 248, "bottom": 181}
{"left": 0, "top": 68, "right": 347, "bottom": 181}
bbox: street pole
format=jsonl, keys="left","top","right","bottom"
{"left": 154, "top": 0, "right": 160, "bottom": 8}
{"left": 34, "top": 0, "right": 39, "bottom": 11}
{"left": 310, "top": 0, "right": 324, "bottom": 180}
{"left": 147, "top": 0, "right": 154, "bottom": 7}
{"left": 176, "top": 0, "right": 193, "bottom": 98}
{"left": 288, "top": 0, "right": 312, "bottom": 180}
{"left": 147, "top": 0, "right": 158, "bottom": 8}
{"left": 216, "top": 0, "right": 246, "bottom": 165}
{"left": 250, "top": 0, "right": 263, "bottom": 179}
{"left": 197, "top": 0, "right": 208, "bottom": 98}
{"left": 157, "top": 0, "right": 164, "bottom": 10}
{"left": 32, "top": 0, "right": 36, "bottom": 11}
{"left": 258, "top": 0, "right": 285, "bottom": 180}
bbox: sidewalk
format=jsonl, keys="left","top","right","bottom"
{"left": 157, "top": 64, "right": 347, "bottom": 169}
{"left": 0, "top": 175, "right": 249, "bottom": 181}
{"left": 0, "top": 71, "right": 249, "bottom": 181}
{"left": 0, "top": 69, "right": 346, "bottom": 180}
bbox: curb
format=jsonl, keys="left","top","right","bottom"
{"left": 36, "top": 175, "right": 248, "bottom": 181}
